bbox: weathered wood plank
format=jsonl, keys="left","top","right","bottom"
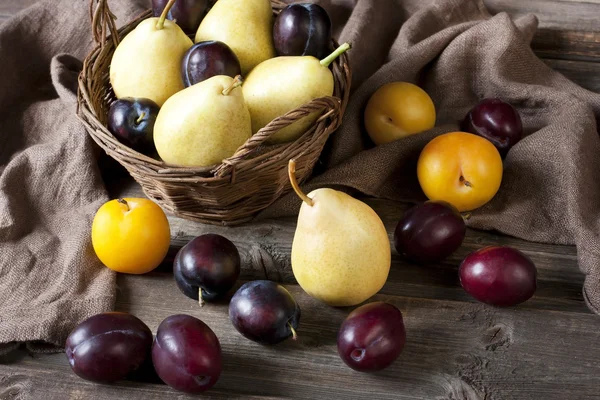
{"left": 484, "top": 0, "right": 600, "bottom": 61}
{"left": 545, "top": 58, "right": 600, "bottom": 93}
{"left": 485, "top": 0, "right": 600, "bottom": 32}
{"left": 534, "top": 29, "right": 600, "bottom": 62}
{"left": 2, "top": 279, "right": 600, "bottom": 399}
{"left": 1, "top": 176, "right": 594, "bottom": 399}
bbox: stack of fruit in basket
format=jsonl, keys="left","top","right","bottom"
{"left": 67, "top": 0, "right": 539, "bottom": 394}
{"left": 108, "top": 0, "right": 349, "bottom": 167}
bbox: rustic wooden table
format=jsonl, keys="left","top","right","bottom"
{"left": 2, "top": 1, "right": 600, "bottom": 399}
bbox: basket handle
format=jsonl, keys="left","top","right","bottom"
{"left": 89, "top": 0, "right": 119, "bottom": 48}
{"left": 213, "top": 96, "right": 341, "bottom": 178}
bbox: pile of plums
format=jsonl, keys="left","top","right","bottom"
{"left": 66, "top": 312, "right": 222, "bottom": 393}
{"left": 67, "top": 229, "right": 411, "bottom": 392}
{"left": 394, "top": 200, "right": 537, "bottom": 307}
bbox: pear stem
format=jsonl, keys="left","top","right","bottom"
{"left": 117, "top": 198, "right": 130, "bottom": 212}
{"left": 156, "top": 0, "right": 176, "bottom": 30}
{"left": 222, "top": 75, "right": 243, "bottom": 96}
{"left": 320, "top": 43, "right": 351, "bottom": 68}
{"left": 288, "top": 323, "right": 298, "bottom": 341}
{"left": 198, "top": 288, "right": 205, "bottom": 307}
{"left": 288, "top": 160, "right": 313, "bottom": 207}
{"left": 136, "top": 112, "right": 146, "bottom": 125}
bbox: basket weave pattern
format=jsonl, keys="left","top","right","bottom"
{"left": 77, "top": 0, "right": 351, "bottom": 225}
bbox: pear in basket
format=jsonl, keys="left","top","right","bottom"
{"left": 243, "top": 43, "right": 350, "bottom": 145}
{"left": 110, "top": 0, "right": 192, "bottom": 107}
{"left": 195, "top": 0, "right": 275, "bottom": 75}
{"left": 153, "top": 75, "right": 252, "bottom": 167}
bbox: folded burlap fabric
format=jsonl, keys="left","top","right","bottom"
{"left": 0, "top": 0, "right": 149, "bottom": 352}
{"left": 1, "top": 0, "right": 599, "bottom": 352}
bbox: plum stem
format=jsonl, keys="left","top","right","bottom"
{"left": 288, "top": 160, "right": 313, "bottom": 207}
{"left": 117, "top": 198, "right": 130, "bottom": 211}
{"left": 320, "top": 43, "right": 351, "bottom": 68}
{"left": 222, "top": 75, "right": 243, "bottom": 96}
{"left": 462, "top": 212, "right": 472, "bottom": 221}
{"left": 460, "top": 175, "right": 473, "bottom": 188}
{"left": 288, "top": 323, "right": 298, "bottom": 341}
{"left": 136, "top": 112, "right": 146, "bottom": 125}
{"left": 198, "top": 288, "right": 205, "bottom": 307}
{"left": 156, "top": 0, "right": 176, "bottom": 30}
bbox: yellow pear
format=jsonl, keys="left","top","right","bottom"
{"left": 154, "top": 75, "right": 252, "bottom": 167}
{"left": 288, "top": 160, "right": 391, "bottom": 307}
{"left": 243, "top": 43, "right": 350, "bottom": 144}
{"left": 195, "top": 0, "right": 275, "bottom": 75}
{"left": 110, "top": 0, "right": 193, "bottom": 107}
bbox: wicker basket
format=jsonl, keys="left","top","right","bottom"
{"left": 77, "top": 0, "right": 351, "bottom": 225}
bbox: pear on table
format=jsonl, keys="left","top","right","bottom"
{"left": 243, "top": 43, "right": 350, "bottom": 144}
{"left": 153, "top": 75, "right": 252, "bottom": 167}
{"left": 110, "top": 0, "right": 193, "bottom": 107}
{"left": 288, "top": 160, "right": 391, "bottom": 307}
{"left": 195, "top": 0, "right": 275, "bottom": 75}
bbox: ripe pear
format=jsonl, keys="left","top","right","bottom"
{"left": 243, "top": 43, "right": 350, "bottom": 144}
{"left": 110, "top": 0, "right": 192, "bottom": 107}
{"left": 195, "top": 0, "right": 275, "bottom": 75}
{"left": 154, "top": 75, "right": 252, "bottom": 167}
{"left": 288, "top": 160, "right": 391, "bottom": 307}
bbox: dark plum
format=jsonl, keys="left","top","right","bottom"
{"left": 152, "top": 314, "right": 222, "bottom": 393}
{"left": 65, "top": 312, "right": 153, "bottom": 383}
{"left": 152, "top": 0, "right": 208, "bottom": 34}
{"left": 229, "top": 280, "right": 300, "bottom": 345}
{"left": 174, "top": 234, "right": 241, "bottom": 305}
{"left": 462, "top": 98, "right": 523, "bottom": 157}
{"left": 394, "top": 201, "right": 466, "bottom": 263}
{"left": 107, "top": 97, "right": 159, "bottom": 154}
{"left": 337, "top": 302, "right": 406, "bottom": 372}
{"left": 459, "top": 246, "right": 537, "bottom": 307}
{"left": 181, "top": 41, "right": 242, "bottom": 87}
{"left": 273, "top": 3, "right": 332, "bottom": 59}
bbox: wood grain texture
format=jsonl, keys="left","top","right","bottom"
{"left": 1, "top": 176, "right": 596, "bottom": 399}
{"left": 545, "top": 59, "right": 600, "bottom": 93}
{"left": 483, "top": 0, "right": 600, "bottom": 61}
{"left": 2, "top": 278, "right": 600, "bottom": 399}
{"left": 485, "top": 0, "right": 600, "bottom": 32}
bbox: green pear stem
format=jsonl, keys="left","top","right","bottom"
{"left": 320, "top": 42, "right": 351, "bottom": 68}
{"left": 288, "top": 160, "right": 313, "bottom": 207}
{"left": 117, "top": 198, "right": 130, "bottom": 211}
{"left": 136, "top": 112, "right": 146, "bottom": 125}
{"left": 156, "top": 0, "right": 176, "bottom": 30}
{"left": 288, "top": 323, "right": 298, "bottom": 341}
{"left": 198, "top": 288, "right": 205, "bottom": 307}
{"left": 222, "top": 75, "right": 243, "bottom": 96}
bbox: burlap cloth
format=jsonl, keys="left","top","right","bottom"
{"left": 1, "top": 0, "right": 599, "bottom": 352}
